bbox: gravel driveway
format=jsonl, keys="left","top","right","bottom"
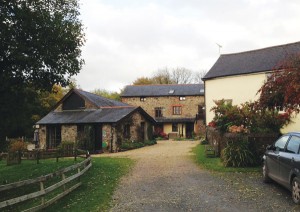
{"left": 102, "top": 140, "right": 300, "bottom": 211}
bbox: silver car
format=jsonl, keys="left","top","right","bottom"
{"left": 262, "top": 132, "right": 300, "bottom": 204}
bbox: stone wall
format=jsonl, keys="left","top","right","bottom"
{"left": 206, "top": 127, "right": 279, "bottom": 157}
{"left": 61, "top": 125, "right": 77, "bottom": 143}
{"left": 39, "top": 125, "right": 47, "bottom": 149}
{"left": 122, "top": 95, "right": 204, "bottom": 118}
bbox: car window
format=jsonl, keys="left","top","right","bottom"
{"left": 274, "top": 135, "right": 290, "bottom": 151}
{"left": 286, "top": 136, "right": 300, "bottom": 154}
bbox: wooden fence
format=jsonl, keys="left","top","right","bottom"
{"left": 0, "top": 156, "right": 92, "bottom": 211}
{"left": 4, "top": 148, "right": 89, "bottom": 165}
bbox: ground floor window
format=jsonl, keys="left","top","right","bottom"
{"left": 47, "top": 125, "right": 61, "bottom": 149}
{"left": 172, "top": 123, "right": 178, "bottom": 132}
{"left": 123, "top": 124, "right": 131, "bottom": 139}
{"left": 77, "top": 124, "right": 102, "bottom": 152}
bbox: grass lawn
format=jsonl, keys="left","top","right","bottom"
{"left": 192, "top": 144, "right": 260, "bottom": 173}
{"left": 0, "top": 157, "right": 133, "bottom": 212}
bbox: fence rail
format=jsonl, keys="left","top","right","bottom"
{"left": 0, "top": 156, "right": 92, "bottom": 211}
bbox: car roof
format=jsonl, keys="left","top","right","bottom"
{"left": 286, "top": 132, "right": 300, "bottom": 136}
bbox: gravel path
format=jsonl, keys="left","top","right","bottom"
{"left": 100, "top": 140, "right": 300, "bottom": 212}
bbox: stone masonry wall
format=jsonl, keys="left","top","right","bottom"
{"left": 39, "top": 125, "right": 47, "bottom": 149}
{"left": 61, "top": 125, "right": 77, "bottom": 143}
{"left": 130, "top": 111, "right": 147, "bottom": 141}
{"left": 122, "top": 96, "right": 204, "bottom": 119}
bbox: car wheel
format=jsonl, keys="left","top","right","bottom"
{"left": 262, "top": 162, "right": 271, "bottom": 183}
{"left": 292, "top": 177, "right": 300, "bottom": 204}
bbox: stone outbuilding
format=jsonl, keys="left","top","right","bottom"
{"left": 36, "top": 89, "right": 155, "bottom": 153}
{"left": 121, "top": 84, "right": 205, "bottom": 138}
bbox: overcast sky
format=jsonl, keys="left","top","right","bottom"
{"left": 76, "top": 0, "right": 300, "bottom": 92}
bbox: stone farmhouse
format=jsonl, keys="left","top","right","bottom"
{"left": 203, "top": 41, "right": 300, "bottom": 133}
{"left": 36, "top": 89, "right": 155, "bottom": 152}
{"left": 121, "top": 84, "right": 205, "bottom": 138}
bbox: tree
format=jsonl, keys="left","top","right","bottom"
{"left": 132, "top": 77, "right": 154, "bottom": 85}
{"left": 152, "top": 68, "right": 175, "bottom": 84}
{"left": 0, "top": 0, "right": 85, "bottom": 90}
{"left": 171, "top": 67, "right": 193, "bottom": 84}
{"left": 0, "top": 0, "right": 85, "bottom": 140}
{"left": 258, "top": 54, "right": 300, "bottom": 113}
{"left": 194, "top": 70, "right": 208, "bottom": 84}
{"left": 92, "top": 89, "right": 121, "bottom": 101}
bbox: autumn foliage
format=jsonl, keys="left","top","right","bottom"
{"left": 258, "top": 54, "right": 300, "bottom": 113}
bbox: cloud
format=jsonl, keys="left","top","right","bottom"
{"left": 76, "top": 0, "right": 300, "bottom": 91}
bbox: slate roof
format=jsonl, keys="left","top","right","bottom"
{"left": 121, "top": 84, "right": 204, "bottom": 97}
{"left": 76, "top": 89, "right": 128, "bottom": 108}
{"left": 37, "top": 108, "right": 137, "bottom": 124}
{"left": 203, "top": 41, "right": 300, "bottom": 80}
{"left": 155, "top": 117, "right": 195, "bottom": 123}
{"left": 37, "top": 89, "right": 156, "bottom": 125}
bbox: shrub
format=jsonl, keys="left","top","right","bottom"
{"left": 211, "top": 99, "right": 291, "bottom": 134}
{"left": 221, "top": 138, "right": 256, "bottom": 167}
{"left": 9, "top": 141, "right": 27, "bottom": 152}
{"left": 120, "top": 140, "right": 157, "bottom": 151}
{"left": 200, "top": 139, "right": 209, "bottom": 145}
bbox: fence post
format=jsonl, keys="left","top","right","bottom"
{"left": 62, "top": 173, "right": 66, "bottom": 191}
{"left": 74, "top": 149, "right": 77, "bottom": 161}
{"left": 78, "top": 167, "right": 81, "bottom": 182}
{"left": 40, "top": 181, "right": 45, "bottom": 205}
{"left": 36, "top": 150, "right": 40, "bottom": 164}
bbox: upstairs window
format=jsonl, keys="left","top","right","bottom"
{"left": 179, "top": 96, "right": 186, "bottom": 101}
{"left": 155, "top": 107, "right": 163, "bottom": 118}
{"left": 140, "top": 97, "right": 146, "bottom": 102}
{"left": 173, "top": 106, "right": 182, "bottom": 115}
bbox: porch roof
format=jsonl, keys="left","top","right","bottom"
{"left": 155, "top": 117, "right": 195, "bottom": 123}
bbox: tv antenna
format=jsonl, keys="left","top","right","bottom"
{"left": 216, "top": 43, "right": 222, "bottom": 54}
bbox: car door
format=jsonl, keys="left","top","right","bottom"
{"left": 266, "top": 135, "right": 290, "bottom": 181}
{"left": 279, "top": 135, "right": 300, "bottom": 188}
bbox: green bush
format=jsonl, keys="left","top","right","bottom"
{"left": 210, "top": 100, "right": 290, "bottom": 133}
{"left": 200, "top": 139, "right": 209, "bottom": 145}
{"left": 221, "top": 138, "right": 256, "bottom": 167}
{"left": 120, "top": 140, "right": 157, "bottom": 151}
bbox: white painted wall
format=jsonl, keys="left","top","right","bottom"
{"left": 205, "top": 72, "right": 299, "bottom": 133}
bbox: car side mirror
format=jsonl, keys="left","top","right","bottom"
{"left": 266, "top": 144, "right": 275, "bottom": 151}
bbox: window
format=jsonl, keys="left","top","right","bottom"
{"left": 173, "top": 106, "right": 182, "bottom": 115}
{"left": 47, "top": 125, "right": 61, "bottom": 149}
{"left": 286, "top": 136, "right": 300, "bottom": 154}
{"left": 155, "top": 107, "right": 163, "bottom": 118}
{"left": 140, "top": 97, "right": 146, "bottom": 102}
{"left": 169, "top": 90, "right": 175, "bottom": 94}
{"left": 172, "top": 123, "right": 178, "bottom": 132}
{"left": 179, "top": 96, "right": 186, "bottom": 101}
{"left": 123, "top": 124, "right": 130, "bottom": 139}
{"left": 274, "top": 135, "right": 290, "bottom": 151}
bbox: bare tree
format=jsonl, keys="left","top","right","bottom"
{"left": 171, "top": 67, "right": 193, "bottom": 84}
{"left": 193, "top": 70, "right": 208, "bottom": 84}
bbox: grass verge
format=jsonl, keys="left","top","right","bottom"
{"left": 192, "top": 144, "right": 260, "bottom": 172}
{"left": 0, "top": 157, "right": 133, "bottom": 212}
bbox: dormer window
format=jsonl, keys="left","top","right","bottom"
{"left": 179, "top": 96, "right": 186, "bottom": 101}
{"left": 140, "top": 97, "right": 146, "bottom": 102}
